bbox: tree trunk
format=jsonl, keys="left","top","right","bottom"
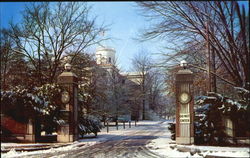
{"left": 211, "top": 47, "right": 217, "bottom": 92}
{"left": 142, "top": 99, "right": 145, "bottom": 120}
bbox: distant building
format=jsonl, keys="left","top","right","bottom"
{"left": 120, "top": 72, "right": 145, "bottom": 120}
{"left": 94, "top": 45, "right": 149, "bottom": 120}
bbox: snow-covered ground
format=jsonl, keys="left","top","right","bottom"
{"left": 1, "top": 121, "right": 160, "bottom": 158}
{"left": 147, "top": 121, "right": 250, "bottom": 158}
{"left": 2, "top": 120, "right": 250, "bottom": 158}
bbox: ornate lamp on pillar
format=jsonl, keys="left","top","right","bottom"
{"left": 175, "top": 60, "right": 194, "bottom": 144}
{"left": 57, "top": 63, "right": 78, "bottom": 142}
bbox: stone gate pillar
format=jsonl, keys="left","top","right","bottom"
{"left": 57, "top": 63, "right": 78, "bottom": 142}
{"left": 175, "top": 61, "right": 194, "bottom": 144}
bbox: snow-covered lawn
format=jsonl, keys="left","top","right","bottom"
{"left": 147, "top": 121, "right": 250, "bottom": 158}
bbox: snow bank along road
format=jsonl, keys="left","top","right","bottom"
{"left": 4, "top": 121, "right": 166, "bottom": 158}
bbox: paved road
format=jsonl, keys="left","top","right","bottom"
{"left": 26, "top": 122, "right": 166, "bottom": 158}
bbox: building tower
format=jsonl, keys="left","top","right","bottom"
{"left": 96, "top": 46, "right": 116, "bottom": 66}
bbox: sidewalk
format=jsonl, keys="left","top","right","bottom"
{"left": 1, "top": 142, "right": 72, "bottom": 153}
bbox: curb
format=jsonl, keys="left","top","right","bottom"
{"left": 1, "top": 143, "right": 71, "bottom": 153}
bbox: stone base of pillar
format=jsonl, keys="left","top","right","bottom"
{"left": 57, "top": 134, "right": 76, "bottom": 143}
{"left": 24, "top": 134, "right": 35, "bottom": 142}
{"left": 57, "top": 124, "right": 78, "bottom": 142}
{"left": 176, "top": 137, "right": 194, "bottom": 144}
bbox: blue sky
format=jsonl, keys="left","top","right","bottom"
{"left": 0, "top": 1, "right": 249, "bottom": 72}
{"left": 0, "top": 2, "right": 163, "bottom": 72}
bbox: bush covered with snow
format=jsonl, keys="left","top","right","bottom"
{"left": 78, "top": 115, "right": 103, "bottom": 137}
{"left": 195, "top": 87, "right": 250, "bottom": 145}
{"left": 1, "top": 86, "right": 42, "bottom": 123}
{"left": 1, "top": 84, "right": 64, "bottom": 134}
{"left": 35, "top": 84, "right": 64, "bottom": 134}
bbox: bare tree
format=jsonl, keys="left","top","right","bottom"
{"left": 147, "top": 69, "right": 164, "bottom": 111}
{"left": 7, "top": 2, "right": 108, "bottom": 86}
{"left": 1, "top": 29, "right": 14, "bottom": 89}
{"left": 137, "top": 1, "right": 249, "bottom": 91}
{"left": 0, "top": 29, "right": 30, "bottom": 90}
{"left": 131, "top": 50, "right": 153, "bottom": 120}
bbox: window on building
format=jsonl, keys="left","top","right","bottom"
{"left": 108, "top": 57, "right": 111, "bottom": 63}
{"left": 122, "top": 79, "right": 125, "bottom": 84}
